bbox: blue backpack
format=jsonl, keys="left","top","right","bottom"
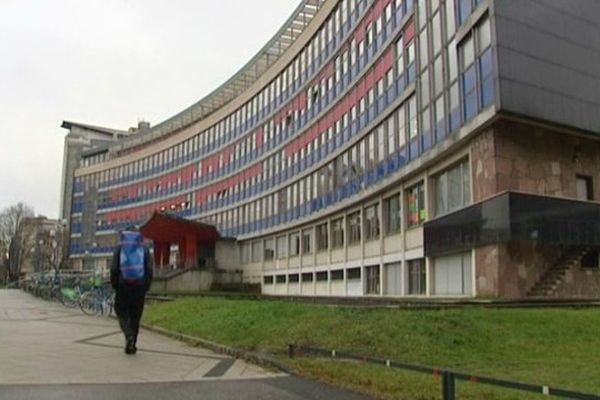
{"left": 119, "top": 231, "right": 145, "bottom": 284}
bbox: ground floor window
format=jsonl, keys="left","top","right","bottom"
{"left": 407, "top": 258, "right": 426, "bottom": 295}
{"left": 331, "top": 269, "right": 344, "bottom": 281}
{"left": 316, "top": 271, "right": 328, "bottom": 281}
{"left": 384, "top": 262, "right": 402, "bottom": 295}
{"left": 433, "top": 252, "right": 473, "bottom": 296}
{"left": 301, "top": 272, "right": 314, "bottom": 282}
{"left": 365, "top": 265, "right": 380, "bottom": 295}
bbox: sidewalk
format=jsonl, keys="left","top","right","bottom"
{"left": 0, "top": 289, "right": 281, "bottom": 385}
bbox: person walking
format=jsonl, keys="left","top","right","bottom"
{"left": 110, "top": 227, "right": 153, "bottom": 355}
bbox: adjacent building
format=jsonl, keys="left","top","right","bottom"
{"left": 65, "top": 0, "right": 600, "bottom": 298}
{"left": 20, "top": 216, "right": 62, "bottom": 275}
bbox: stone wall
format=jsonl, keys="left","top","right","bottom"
{"left": 553, "top": 266, "right": 600, "bottom": 298}
{"left": 150, "top": 268, "right": 243, "bottom": 293}
{"left": 471, "top": 121, "right": 600, "bottom": 202}
{"left": 474, "top": 244, "right": 501, "bottom": 297}
{"left": 499, "top": 241, "right": 560, "bottom": 298}
{"left": 471, "top": 121, "right": 600, "bottom": 298}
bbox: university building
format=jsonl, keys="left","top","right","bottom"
{"left": 63, "top": 0, "right": 600, "bottom": 298}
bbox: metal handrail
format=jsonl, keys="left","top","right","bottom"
{"left": 289, "top": 345, "right": 600, "bottom": 400}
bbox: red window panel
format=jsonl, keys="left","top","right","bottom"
{"left": 255, "top": 127, "right": 264, "bottom": 148}
{"left": 404, "top": 18, "right": 415, "bottom": 44}
{"left": 374, "top": 0, "right": 385, "bottom": 16}
{"left": 297, "top": 91, "right": 307, "bottom": 109}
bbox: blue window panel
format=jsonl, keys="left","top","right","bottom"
{"left": 464, "top": 92, "right": 478, "bottom": 121}
{"left": 378, "top": 96, "right": 386, "bottom": 111}
{"left": 435, "top": 120, "right": 446, "bottom": 142}
{"left": 368, "top": 105, "right": 376, "bottom": 121}
{"left": 458, "top": 0, "right": 472, "bottom": 26}
{"left": 479, "top": 48, "right": 493, "bottom": 79}
{"left": 421, "top": 131, "right": 433, "bottom": 151}
{"left": 406, "top": 63, "right": 416, "bottom": 84}
{"left": 481, "top": 77, "right": 494, "bottom": 108}
{"left": 409, "top": 138, "right": 419, "bottom": 161}
{"left": 377, "top": 163, "right": 385, "bottom": 179}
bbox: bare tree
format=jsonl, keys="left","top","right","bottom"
{"left": 0, "top": 203, "right": 35, "bottom": 282}
{"left": 34, "top": 224, "right": 68, "bottom": 274}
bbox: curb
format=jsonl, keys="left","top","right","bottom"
{"left": 141, "top": 323, "right": 295, "bottom": 375}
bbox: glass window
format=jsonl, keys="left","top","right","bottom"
{"left": 460, "top": 34, "right": 474, "bottom": 69}
{"left": 302, "top": 229, "right": 313, "bottom": 254}
{"left": 347, "top": 211, "right": 361, "bottom": 244}
{"left": 289, "top": 232, "right": 300, "bottom": 256}
{"left": 331, "top": 269, "right": 344, "bottom": 281}
{"left": 434, "top": 159, "right": 471, "bottom": 216}
{"left": 264, "top": 238, "right": 275, "bottom": 261}
{"left": 407, "top": 258, "right": 426, "bottom": 295}
{"left": 316, "top": 223, "right": 329, "bottom": 251}
{"left": 421, "top": 69, "right": 429, "bottom": 107}
{"left": 331, "top": 218, "right": 345, "bottom": 248}
{"left": 406, "top": 181, "right": 426, "bottom": 227}
{"left": 276, "top": 235, "right": 288, "bottom": 259}
{"left": 364, "top": 204, "right": 380, "bottom": 240}
{"left": 365, "top": 265, "right": 380, "bottom": 294}
{"left": 251, "top": 241, "right": 262, "bottom": 263}
{"left": 384, "top": 194, "right": 402, "bottom": 234}
{"left": 241, "top": 243, "right": 251, "bottom": 264}
{"left": 398, "top": 103, "right": 407, "bottom": 147}
{"left": 432, "top": 12, "right": 442, "bottom": 56}
{"left": 418, "top": 0, "right": 428, "bottom": 29}
{"left": 408, "top": 95, "right": 418, "bottom": 139}
{"left": 396, "top": 38, "right": 405, "bottom": 75}
{"left": 316, "top": 271, "right": 328, "bottom": 281}
{"left": 478, "top": 17, "right": 491, "bottom": 50}
{"left": 446, "top": 0, "right": 456, "bottom": 37}
{"left": 347, "top": 267, "right": 361, "bottom": 280}
{"left": 433, "top": 55, "right": 444, "bottom": 96}
{"left": 419, "top": 28, "right": 428, "bottom": 70}
{"left": 448, "top": 39, "right": 458, "bottom": 82}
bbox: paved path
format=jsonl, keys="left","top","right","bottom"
{"left": 0, "top": 290, "right": 369, "bottom": 400}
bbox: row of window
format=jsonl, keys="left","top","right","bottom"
{"left": 262, "top": 258, "right": 426, "bottom": 295}
{"left": 89, "top": 2, "right": 415, "bottom": 216}
{"left": 71, "top": 3, "right": 496, "bottom": 255}
{"left": 74, "top": 0, "right": 412, "bottom": 195}
{"left": 240, "top": 158, "right": 469, "bottom": 263}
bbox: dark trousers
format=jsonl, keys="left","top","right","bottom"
{"left": 114, "top": 285, "right": 146, "bottom": 343}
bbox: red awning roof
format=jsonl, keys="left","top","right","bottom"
{"left": 140, "top": 212, "right": 220, "bottom": 244}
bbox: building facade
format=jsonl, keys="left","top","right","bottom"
{"left": 21, "top": 217, "right": 62, "bottom": 276}
{"left": 67, "top": 0, "right": 600, "bottom": 298}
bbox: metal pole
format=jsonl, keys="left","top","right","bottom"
{"left": 442, "top": 371, "right": 456, "bottom": 400}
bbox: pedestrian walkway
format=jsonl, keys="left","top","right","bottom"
{"left": 0, "top": 290, "right": 279, "bottom": 385}
{"left": 0, "top": 290, "right": 369, "bottom": 400}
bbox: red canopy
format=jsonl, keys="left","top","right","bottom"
{"left": 140, "top": 212, "right": 220, "bottom": 268}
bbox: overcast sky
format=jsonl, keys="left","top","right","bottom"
{"left": 0, "top": 0, "right": 300, "bottom": 219}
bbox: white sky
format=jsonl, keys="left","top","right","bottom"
{"left": 0, "top": 0, "right": 300, "bottom": 219}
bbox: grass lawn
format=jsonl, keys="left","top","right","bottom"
{"left": 143, "top": 297, "right": 600, "bottom": 399}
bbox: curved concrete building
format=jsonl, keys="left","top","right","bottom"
{"left": 66, "top": 0, "right": 600, "bottom": 298}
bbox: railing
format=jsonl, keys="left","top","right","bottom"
{"left": 288, "top": 345, "right": 600, "bottom": 400}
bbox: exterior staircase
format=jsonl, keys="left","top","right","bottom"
{"left": 527, "top": 246, "right": 591, "bottom": 297}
